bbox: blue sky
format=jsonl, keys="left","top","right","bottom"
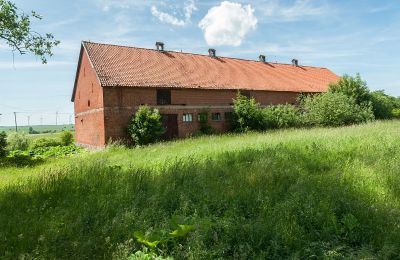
{"left": 1, "top": 0, "right": 399, "bottom": 126}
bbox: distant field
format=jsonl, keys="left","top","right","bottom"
{"left": 0, "top": 124, "right": 74, "bottom": 134}
{"left": 0, "top": 120, "right": 400, "bottom": 259}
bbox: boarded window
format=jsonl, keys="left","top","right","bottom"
{"left": 183, "top": 113, "right": 193, "bottom": 122}
{"left": 157, "top": 89, "right": 171, "bottom": 105}
{"left": 211, "top": 113, "right": 221, "bottom": 121}
{"left": 198, "top": 112, "right": 208, "bottom": 122}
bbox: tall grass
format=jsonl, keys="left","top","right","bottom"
{"left": 0, "top": 121, "right": 400, "bottom": 259}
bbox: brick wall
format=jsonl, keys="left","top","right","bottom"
{"left": 101, "top": 87, "right": 299, "bottom": 143}
{"left": 74, "top": 49, "right": 105, "bottom": 147}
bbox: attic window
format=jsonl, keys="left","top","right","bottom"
{"left": 157, "top": 89, "right": 171, "bottom": 105}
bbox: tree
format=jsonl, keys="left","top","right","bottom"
{"left": 329, "top": 74, "right": 371, "bottom": 106}
{"left": 60, "top": 131, "right": 74, "bottom": 146}
{"left": 0, "top": 0, "right": 60, "bottom": 63}
{"left": 232, "top": 93, "right": 265, "bottom": 132}
{"left": 128, "top": 106, "right": 165, "bottom": 146}
{"left": 0, "top": 131, "right": 7, "bottom": 157}
{"left": 370, "top": 90, "right": 395, "bottom": 119}
{"left": 302, "top": 92, "right": 374, "bottom": 127}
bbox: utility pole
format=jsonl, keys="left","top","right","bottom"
{"left": 56, "top": 111, "right": 58, "bottom": 126}
{"left": 13, "top": 112, "right": 18, "bottom": 132}
{"left": 40, "top": 115, "right": 43, "bottom": 126}
{"left": 27, "top": 115, "right": 31, "bottom": 127}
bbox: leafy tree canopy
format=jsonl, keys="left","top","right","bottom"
{"left": 329, "top": 73, "right": 371, "bottom": 105}
{"left": 0, "top": 0, "right": 59, "bottom": 63}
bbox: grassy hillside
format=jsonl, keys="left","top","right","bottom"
{"left": 1, "top": 121, "right": 400, "bottom": 259}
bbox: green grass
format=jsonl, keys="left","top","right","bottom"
{"left": 0, "top": 124, "right": 74, "bottom": 134}
{"left": 1, "top": 121, "right": 400, "bottom": 259}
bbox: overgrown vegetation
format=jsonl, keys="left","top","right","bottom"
{"left": 0, "top": 121, "right": 400, "bottom": 259}
{"left": 197, "top": 111, "right": 214, "bottom": 135}
{"left": 232, "top": 93, "right": 265, "bottom": 131}
{"left": 232, "top": 74, "right": 398, "bottom": 132}
{"left": 329, "top": 74, "right": 400, "bottom": 119}
{"left": 0, "top": 131, "right": 83, "bottom": 167}
{"left": 301, "top": 92, "right": 374, "bottom": 127}
{"left": 60, "top": 130, "right": 74, "bottom": 146}
{"left": 6, "top": 132, "right": 29, "bottom": 151}
{"left": 0, "top": 131, "right": 7, "bottom": 157}
{"left": 263, "top": 104, "right": 300, "bottom": 129}
{"left": 128, "top": 106, "right": 165, "bottom": 146}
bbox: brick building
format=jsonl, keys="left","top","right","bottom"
{"left": 71, "top": 41, "right": 339, "bottom": 148}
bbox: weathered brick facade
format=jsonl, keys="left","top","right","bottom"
{"left": 72, "top": 42, "right": 338, "bottom": 148}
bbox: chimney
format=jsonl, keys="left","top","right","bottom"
{"left": 156, "top": 42, "right": 164, "bottom": 51}
{"left": 292, "top": 59, "right": 299, "bottom": 66}
{"left": 208, "top": 48, "right": 216, "bottom": 58}
{"left": 259, "top": 55, "right": 266, "bottom": 62}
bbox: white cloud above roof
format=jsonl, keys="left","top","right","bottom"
{"left": 198, "top": 1, "right": 257, "bottom": 47}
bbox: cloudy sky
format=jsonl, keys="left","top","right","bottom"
{"left": 1, "top": 0, "right": 399, "bottom": 126}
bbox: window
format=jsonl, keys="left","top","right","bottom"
{"left": 183, "top": 113, "right": 193, "bottom": 122}
{"left": 157, "top": 89, "right": 171, "bottom": 105}
{"left": 198, "top": 112, "right": 208, "bottom": 122}
{"left": 88, "top": 100, "right": 91, "bottom": 107}
{"left": 211, "top": 113, "right": 221, "bottom": 121}
{"left": 224, "top": 112, "right": 233, "bottom": 121}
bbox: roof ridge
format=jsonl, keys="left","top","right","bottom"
{"left": 82, "top": 41, "right": 329, "bottom": 70}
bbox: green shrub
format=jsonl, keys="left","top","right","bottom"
{"left": 28, "top": 127, "right": 39, "bottom": 134}
{"left": 7, "top": 132, "right": 29, "bottom": 151}
{"left": 329, "top": 74, "right": 371, "bottom": 106}
{"left": 302, "top": 92, "right": 374, "bottom": 127}
{"left": 233, "top": 93, "right": 265, "bottom": 132}
{"left": 128, "top": 105, "right": 165, "bottom": 146}
{"left": 370, "top": 91, "right": 396, "bottom": 119}
{"left": 393, "top": 108, "right": 400, "bottom": 118}
{"left": 0, "top": 131, "right": 7, "bottom": 157}
{"left": 263, "top": 104, "right": 300, "bottom": 129}
{"left": 30, "top": 138, "right": 62, "bottom": 149}
{"left": 60, "top": 131, "right": 74, "bottom": 146}
{"left": 198, "top": 111, "right": 215, "bottom": 135}
{"left": 29, "top": 145, "right": 83, "bottom": 159}
{"left": 3, "top": 150, "right": 43, "bottom": 167}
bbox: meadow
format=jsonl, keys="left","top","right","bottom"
{"left": 0, "top": 120, "right": 400, "bottom": 259}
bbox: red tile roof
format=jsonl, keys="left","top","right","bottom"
{"left": 81, "top": 41, "right": 339, "bottom": 94}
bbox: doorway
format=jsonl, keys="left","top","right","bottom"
{"left": 161, "top": 114, "right": 178, "bottom": 140}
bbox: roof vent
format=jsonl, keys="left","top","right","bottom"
{"left": 292, "top": 59, "right": 299, "bottom": 66}
{"left": 208, "top": 48, "right": 216, "bottom": 58}
{"left": 156, "top": 42, "right": 164, "bottom": 51}
{"left": 259, "top": 55, "right": 266, "bottom": 62}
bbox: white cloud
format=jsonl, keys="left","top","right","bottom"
{"left": 198, "top": 1, "right": 257, "bottom": 47}
{"left": 151, "top": 0, "right": 197, "bottom": 27}
{"left": 259, "top": 0, "right": 329, "bottom": 21}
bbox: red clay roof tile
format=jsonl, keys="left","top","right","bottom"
{"left": 83, "top": 41, "right": 340, "bottom": 93}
